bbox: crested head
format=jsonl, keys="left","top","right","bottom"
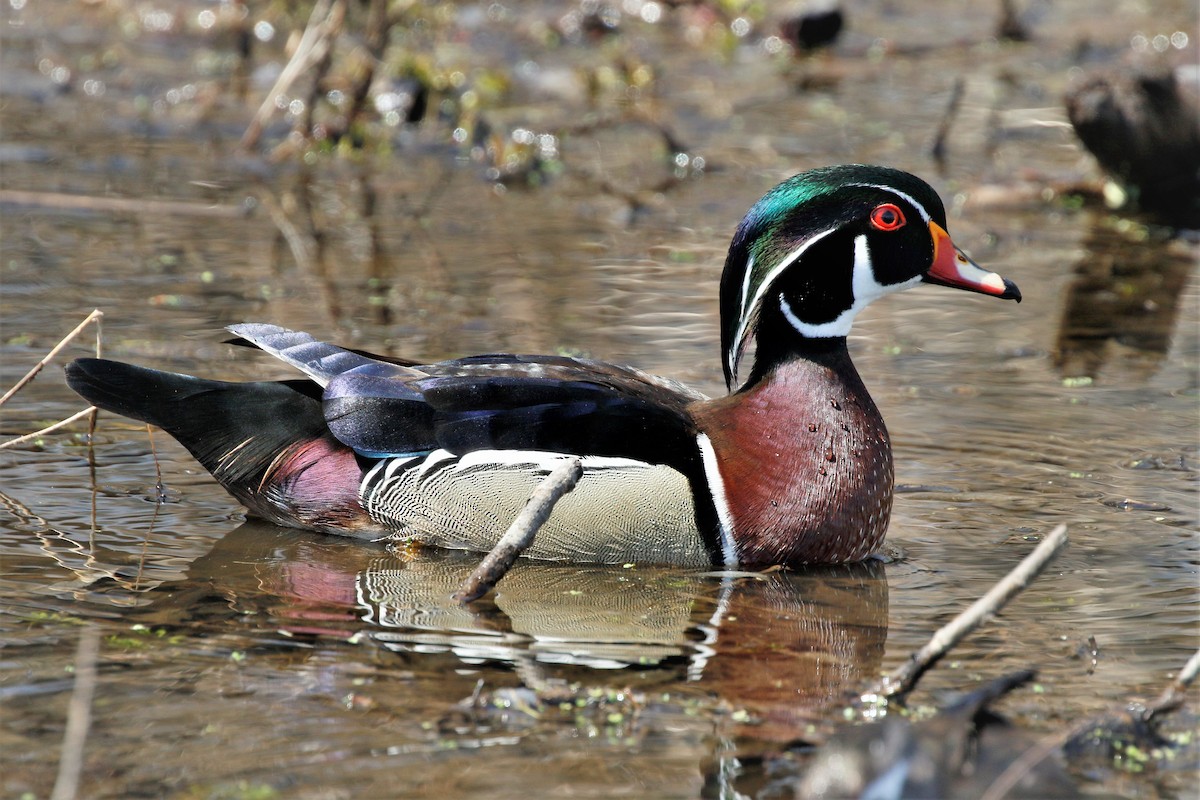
{"left": 720, "top": 165, "right": 1019, "bottom": 390}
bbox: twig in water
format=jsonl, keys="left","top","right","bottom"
{"left": 0, "top": 310, "right": 102, "bottom": 407}
{"left": 980, "top": 647, "right": 1200, "bottom": 800}
{"left": 0, "top": 190, "right": 248, "bottom": 219}
{"left": 144, "top": 425, "right": 167, "bottom": 504}
{"left": 241, "top": 0, "right": 346, "bottom": 150}
{"left": 84, "top": 399, "right": 97, "bottom": 468}
{"left": 453, "top": 458, "right": 584, "bottom": 604}
{"left": 872, "top": 524, "right": 1069, "bottom": 700}
{"left": 297, "top": 2, "right": 339, "bottom": 142}
{"left": 996, "top": 0, "right": 1031, "bottom": 41}
{"left": 0, "top": 310, "right": 103, "bottom": 451}
{"left": 1143, "top": 647, "right": 1200, "bottom": 723}
{"left": 0, "top": 408, "right": 99, "bottom": 452}
{"left": 256, "top": 188, "right": 319, "bottom": 274}
{"left": 50, "top": 627, "right": 100, "bottom": 800}
{"left": 930, "top": 77, "right": 965, "bottom": 170}
{"left": 342, "top": 0, "right": 393, "bottom": 132}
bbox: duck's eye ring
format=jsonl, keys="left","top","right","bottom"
{"left": 870, "top": 203, "right": 906, "bottom": 231}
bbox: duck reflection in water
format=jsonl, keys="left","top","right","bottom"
{"left": 140, "top": 521, "right": 888, "bottom": 745}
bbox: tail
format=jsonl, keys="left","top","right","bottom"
{"left": 65, "top": 358, "right": 373, "bottom": 533}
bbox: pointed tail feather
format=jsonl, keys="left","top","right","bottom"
{"left": 65, "top": 358, "right": 372, "bottom": 533}
{"left": 226, "top": 323, "right": 425, "bottom": 387}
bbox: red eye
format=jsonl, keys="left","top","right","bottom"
{"left": 870, "top": 203, "right": 906, "bottom": 231}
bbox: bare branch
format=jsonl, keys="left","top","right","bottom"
{"left": 980, "top": 647, "right": 1200, "bottom": 800}
{"left": 873, "top": 524, "right": 1069, "bottom": 699}
{"left": 454, "top": 458, "right": 584, "bottom": 604}
{"left": 1143, "top": 647, "right": 1200, "bottom": 723}
{"left": 0, "top": 408, "right": 98, "bottom": 451}
{"left": 0, "top": 310, "right": 103, "bottom": 407}
{"left": 241, "top": 0, "right": 347, "bottom": 150}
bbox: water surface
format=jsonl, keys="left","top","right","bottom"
{"left": 2, "top": 1, "right": 1197, "bottom": 797}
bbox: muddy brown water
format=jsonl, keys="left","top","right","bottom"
{"left": 1, "top": 2, "right": 1197, "bottom": 798}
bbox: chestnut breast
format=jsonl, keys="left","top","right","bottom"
{"left": 691, "top": 352, "right": 893, "bottom": 566}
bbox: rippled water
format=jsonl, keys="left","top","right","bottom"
{"left": 2, "top": 2, "right": 1197, "bottom": 798}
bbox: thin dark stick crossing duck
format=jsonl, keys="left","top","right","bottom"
{"left": 66, "top": 165, "right": 1020, "bottom": 569}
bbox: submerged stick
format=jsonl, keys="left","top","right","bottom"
{"left": 454, "top": 458, "right": 584, "bottom": 604}
{"left": 1143, "top": 647, "right": 1200, "bottom": 723}
{"left": 874, "top": 524, "right": 1069, "bottom": 699}
{"left": 50, "top": 627, "right": 100, "bottom": 800}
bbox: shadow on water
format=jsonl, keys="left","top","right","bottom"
{"left": 1056, "top": 215, "right": 1196, "bottom": 383}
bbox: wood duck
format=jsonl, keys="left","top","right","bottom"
{"left": 66, "top": 165, "right": 1020, "bottom": 569}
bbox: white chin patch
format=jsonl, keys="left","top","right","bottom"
{"left": 780, "top": 234, "right": 921, "bottom": 338}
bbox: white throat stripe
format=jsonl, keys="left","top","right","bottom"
{"left": 696, "top": 433, "right": 738, "bottom": 567}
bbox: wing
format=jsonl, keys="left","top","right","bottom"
{"left": 228, "top": 324, "right": 709, "bottom": 469}
{"left": 329, "top": 356, "right": 708, "bottom": 468}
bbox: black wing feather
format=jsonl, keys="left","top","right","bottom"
{"left": 324, "top": 366, "right": 435, "bottom": 456}
{"left": 423, "top": 375, "right": 700, "bottom": 465}
{"left": 324, "top": 359, "right": 706, "bottom": 469}
{"left": 221, "top": 324, "right": 709, "bottom": 469}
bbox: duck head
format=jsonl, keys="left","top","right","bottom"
{"left": 721, "top": 165, "right": 1021, "bottom": 390}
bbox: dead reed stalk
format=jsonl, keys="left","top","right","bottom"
{"left": 0, "top": 310, "right": 103, "bottom": 451}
